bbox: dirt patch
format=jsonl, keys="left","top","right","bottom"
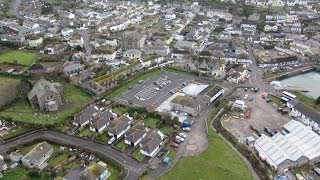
{"left": 222, "top": 89, "right": 291, "bottom": 142}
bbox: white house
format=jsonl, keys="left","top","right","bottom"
{"left": 264, "top": 23, "right": 278, "bottom": 32}
{"left": 165, "top": 13, "right": 176, "bottom": 20}
{"left": 270, "top": 0, "right": 285, "bottom": 6}
{"left": 241, "top": 21, "right": 257, "bottom": 31}
{"left": 105, "top": 39, "right": 117, "bottom": 47}
{"left": 61, "top": 28, "right": 74, "bottom": 37}
{"left": 0, "top": 155, "right": 7, "bottom": 172}
{"left": 124, "top": 123, "right": 147, "bottom": 147}
{"left": 90, "top": 110, "right": 116, "bottom": 133}
{"left": 27, "top": 37, "right": 43, "bottom": 47}
{"left": 139, "top": 130, "right": 165, "bottom": 157}
{"left": 108, "top": 115, "right": 133, "bottom": 139}
{"left": 287, "top": 100, "right": 320, "bottom": 134}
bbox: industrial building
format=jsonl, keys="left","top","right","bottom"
{"left": 254, "top": 120, "right": 320, "bottom": 172}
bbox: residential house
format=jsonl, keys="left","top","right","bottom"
{"left": 207, "top": 9, "right": 233, "bottom": 21}
{"left": 287, "top": 100, "right": 320, "bottom": 134}
{"left": 63, "top": 63, "right": 84, "bottom": 77}
{"left": 61, "top": 28, "right": 74, "bottom": 37}
{"left": 40, "top": 44, "right": 66, "bottom": 55}
{"left": 26, "top": 36, "right": 43, "bottom": 47}
{"left": 171, "top": 48, "right": 189, "bottom": 59}
{"left": 90, "top": 110, "right": 116, "bottom": 133}
{"left": 79, "top": 162, "right": 111, "bottom": 180}
{"left": 0, "top": 34, "right": 25, "bottom": 44}
{"left": 165, "top": 13, "right": 176, "bottom": 20}
{"left": 264, "top": 23, "right": 278, "bottom": 32}
{"left": 139, "top": 130, "right": 164, "bottom": 157}
{"left": 124, "top": 123, "right": 147, "bottom": 147}
{"left": 237, "top": 54, "right": 252, "bottom": 65}
{"left": 240, "top": 21, "right": 257, "bottom": 31}
{"left": 270, "top": 0, "right": 285, "bottom": 6}
{"left": 21, "top": 141, "right": 53, "bottom": 169}
{"left": 9, "top": 152, "right": 23, "bottom": 162}
{"left": 73, "top": 105, "right": 99, "bottom": 127}
{"left": 124, "top": 49, "right": 141, "bottom": 60}
{"left": 0, "top": 155, "right": 7, "bottom": 172}
{"left": 27, "top": 79, "right": 63, "bottom": 112}
{"left": 107, "top": 115, "right": 133, "bottom": 139}
{"left": 199, "top": 85, "right": 225, "bottom": 104}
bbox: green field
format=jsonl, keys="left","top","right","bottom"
{"left": 143, "top": 118, "right": 158, "bottom": 129}
{"left": 132, "top": 147, "right": 145, "bottom": 162}
{"left": 0, "top": 51, "right": 39, "bottom": 66}
{"left": 290, "top": 91, "right": 320, "bottom": 111}
{"left": 2, "top": 166, "right": 49, "bottom": 180}
{"left": 160, "top": 131, "right": 253, "bottom": 180}
{"left": 267, "top": 94, "right": 284, "bottom": 106}
{"left": 0, "top": 76, "right": 20, "bottom": 108}
{"left": 0, "top": 82, "right": 91, "bottom": 124}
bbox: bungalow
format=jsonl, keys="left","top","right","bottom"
{"left": 107, "top": 115, "right": 133, "bottom": 139}
{"left": 287, "top": 100, "right": 320, "bottom": 134}
{"left": 139, "top": 130, "right": 164, "bottom": 157}
{"left": 21, "top": 141, "right": 53, "bottom": 169}
{"left": 73, "top": 105, "right": 99, "bottom": 127}
{"left": 90, "top": 110, "right": 116, "bottom": 133}
{"left": 124, "top": 123, "right": 147, "bottom": 147}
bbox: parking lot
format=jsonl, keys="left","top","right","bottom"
{"left": 222, "top": 88, "right": 291, "bottom": 143}
{"left": 116, "top": 72, "right": 203, "bottom": 109}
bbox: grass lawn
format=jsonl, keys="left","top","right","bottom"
{"left": 94, "top": 133, "right": 111, "bottom": 143}
{"left": 264, "top": 72, "right": 278, "bottom": 79}
{"left": 0, "top": 76, "right": 20, "bottom": 108}
{"left": 114, "top": 140, "right": 127, "bottom": 152}
{"left": 78, "top": 128, "right": 94, "bottom": 138}
{"left": 0, "top": 82, "right": 91, "bottom": 124}
{"left": 2, "top": 166, "right": 49, "bottom": 180}
{"left": 1, "top": 126, "right": 30, "bottom": 140}
{"left": 143, "top": 118, "right": 158, "bottom": 129}
{"left": 47, "top": 151, "right": 73, "bottom": 167}
{"left": 267, "top": 94, "right": 284, "bottom": 106}
{"left": 166, "top": 146, "right": 177, "bottom": 159}
{"left": 112, "top": 107, "right": 127, "bottom": 115}
{"left": 19, "top": 143, "right": 37, "bottom": 155}
{"left": 289, "top": 91, "right": 320, "bottom": 111}
{"left": 132, "top": 147, "right": 145, "bottom": 162}
{"left": 0, "top": 51, "right": 38, "bottom": 66}
{"left": 159, "top": 126, "right": 172, "bottom": 136}
{"left": 160, "top": 130, "right": 253, "bottom": 180}
{"left": 107, "top": 164, "right": 121, "bottom": 180}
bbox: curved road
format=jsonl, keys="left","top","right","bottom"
{"left": 0, "top": 130, "right": 148, "bottom": 180}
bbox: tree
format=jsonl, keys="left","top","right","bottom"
{"left": 17, "top": 79, "right": 32, "bottom": 96}
{"left": 41, "top": 3, "right": 53, "bottom": 15}
{"left": 242, "top": 6, "right": 254, "bottom": 19}
{"left": 315, "top": 96, "right": 320, "bottom": 105}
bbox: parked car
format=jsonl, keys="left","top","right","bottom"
{"left": 182, "top": 127, "right": 191, "bottom": 132}
{"left": 128, "top": 86, "right": 133, "bottom": 90}
{"left": 157, "top": 151, "right": 164, "bottom": 157}
{"left": 170, "top": 142, "right": 179, "bottom": 148}
{"left": 254, "top": 88, "right": 259, "bottom": 92}
{"left": 175, "top": 136, "right": 185, "bottom": 142}
{"left": 153, "top": 81, "right": 159, "bottom": 85}
{"left": 108, "top": 137, "right": 116, "bottom": 145}
{"left": 244, "top": 88, "right": 248, "bottom": 91}
{"left": 173, "top": 139, "right": 181, "bottom": 144}
{"left": 170, "top": 90, "right": 176, "bottom": 94}
{"left": 179, "top": 133, "right": 187, "bottom": 138}
{"left": 243, "top": 94, "right": 248, "bottom": 100}
{"left": 266, "top": 98, "right": 272, "bottom": 103}
{"left": 138, "top": 80, "right": 144, "bottom": 84}
{"left": 313, "top": 167, "right": 320, "bottom": 176}
{"left": 251, "top": 88, "right": 254, "bottom": 92}
{"left": 249, "top": 97, "right": 253, "bottom": 101}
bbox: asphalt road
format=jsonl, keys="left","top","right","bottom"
{"left": 0, "top": 130, "right": 148, "bottom": 180}
{"left": 9, "top": 0, "right": 21, "bottom": 17}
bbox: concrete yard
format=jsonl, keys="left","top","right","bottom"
{"left": 115, "top": 72, "right": 207, "bottom": 110}
{"left": 222, "top": 88, "right": 291, "bottom": 143}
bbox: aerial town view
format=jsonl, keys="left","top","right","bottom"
{"left": 0, "top": 0, "right": 320, "bottom": 179}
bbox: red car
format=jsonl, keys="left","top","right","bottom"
{"left": 170, "top": 142, "right": 179, "bottom": 148}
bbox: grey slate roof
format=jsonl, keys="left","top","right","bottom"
{"left": 124, "top": 123, "right": 146, "bottom": 143}
{"left": 140, "top": 130, "right": 162, "bottom": 154}
{"left": 27, "top": 79, "right": 61, "bottom": 101}
{"left": 108, "top": 115, "right": 132, "bottom": 136}
{"left": 73, "top": 105, "right": 99, "bottom": 126}
{"left": 293, "top": 102, "right": 320, "bottom": 124}
{"left": 90, "top": 111, "right": 115, "bottom": 130}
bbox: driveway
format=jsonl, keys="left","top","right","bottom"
{"left": 0, "top": 130, "right": 148, "bottom": 180}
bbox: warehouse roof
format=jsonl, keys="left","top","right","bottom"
{"left": 254, "top": 120, "right": 320, "bottom": 169}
